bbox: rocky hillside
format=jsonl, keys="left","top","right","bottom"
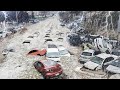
{"left": 59, "top": 11, "right": 120, "bottom": 40}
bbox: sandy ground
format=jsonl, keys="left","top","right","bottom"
{"left": 0, "top": 14, "right": 113, "bottom": 79}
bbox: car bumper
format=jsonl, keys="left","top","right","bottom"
{"left": 45, "top": 69, "right": 63, "bottom": 78}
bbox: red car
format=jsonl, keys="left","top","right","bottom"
{"left": 27, "top": 49, "right": 47, "bottom": 56}
{"left": 34, "top": 60, "right": 63, "bottom": 79}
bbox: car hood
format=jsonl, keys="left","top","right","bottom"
{"left": 84, "top": 61, "right": 99, "bottom": 70}
{"left": 106, "top": 65, "right": 120, "bottom": 74}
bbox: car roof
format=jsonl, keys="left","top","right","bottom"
{"left": 96, "top": 53, "right": 117, "bottom": 59}
{"left": 47, "top": 48, "right": 59, "bottom": 52}
{"left": 83, "top": 49, "right": 95, "bottom": 53}
{"left": 48, "top": 44, "right": 57, "bottom": 48}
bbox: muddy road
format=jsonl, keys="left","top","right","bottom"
{"left": 0, "top": 15, "right": 108, "bottom": 79}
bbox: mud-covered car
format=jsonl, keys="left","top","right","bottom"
{"left": 46, "top": 44, "right": 60, "bottom": 62}
{"left": 112, "top": 49, "right": 120, "bottom": 56}
{"left": 79, "top": 49, "right": 96, "bottom": 64}
{"left": 104, "top": 58, "right": 120, "bottom": 74}
{"left": 58, "top": 45, "right": 70, "bottom": 57}
{"left": 83, "top": 53, "right": 118, "bottom": 70}
{"left": 34, "top": 60, "right": 63, "bottom": 79}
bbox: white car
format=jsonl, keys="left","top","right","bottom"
{"left": 46, "top": 44, "right": 60, "bottom": 62}
{"left": 79, "top": 49, "right": 96, "bottom": 63}
{"left": 58, "top": 45, "right": 70, "bottom": 57}
{"left": 83, "top": 53, "right": 118, "bottom": 70}
{"left": 105, "top": 58, "right": 120, "bottom": 74}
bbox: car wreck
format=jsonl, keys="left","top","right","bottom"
{"left": 83, "top": 53, "right": 118, "bottom": 70}
{"left": 27, "top": 49, "right": 47, "bottom": 56}
{"left": 34, "top": 60, "right": 63, "bottom": 79}
{"left": 105, "top": 58, "right": 120, "bottom": 74}
{"left": 58, "top": 45, "right": 70, "bottom": 57}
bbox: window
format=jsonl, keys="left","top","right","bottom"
{"left": 102, "top": 40, "right": 107, "bottom": 48}
{"left": 91, "top": 56, "right": 104, "bottom": 65}
{"left": 104, "top": 57, "right": 114, "bottom": 63}
{"left": 82, "top": 52, "right": 92, "bottom": 56}
{"left": 43, "top": 60, "right": 57, "bottom": 67}
{"left": 37, "top": 62, "right": 43, "bottom": 67}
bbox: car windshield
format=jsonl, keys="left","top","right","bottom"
{"left": 59, "top": 49, "right": 68, "bottom": 55}
{"left": 82, "top": 52, "right": 92, "bottom": 56}
{"left": 47, "top": 52, "right": 60, "bottom": 58}
{"left": 43, "top": 60, "right": 57, "bottom": 67}
{"left": 111, "top": 59, "right": 120, "bottom": 68}
{"left": 90, "top": 56, "right": 104, "bottom": 65}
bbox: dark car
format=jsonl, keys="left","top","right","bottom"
{"left": 34, "top": 60, "right": 63, "bottom": 79}
{"left": 112, "top": 49, "right": 120, "bottom": 56}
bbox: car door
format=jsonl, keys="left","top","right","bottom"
{"left": 102, "top": 57, "right": 114, "bottom": 70}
